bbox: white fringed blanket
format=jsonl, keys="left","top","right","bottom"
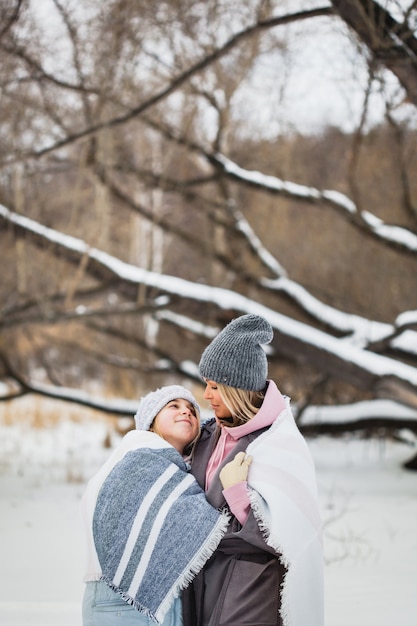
{"left": 246, "top": 402, "right": 324, "bottom": 626}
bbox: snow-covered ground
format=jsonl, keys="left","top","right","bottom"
{"left": 0, "top": 398, "right": 416, "bottom": 626}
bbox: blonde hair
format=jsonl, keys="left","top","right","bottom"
{"left": 217, "top": 383, "right": 266, "bottom": 427}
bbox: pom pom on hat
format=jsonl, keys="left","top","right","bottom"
{"left": 199, "top": 314, "right": 273, "bottom": 391}
{"left": 134, "top": 385, "right": 200, "bottom": 431}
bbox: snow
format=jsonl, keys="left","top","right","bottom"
{"left": 395, "top": 310, "right": 417, "bottom": 328}
{"left": 3, "top": 188, "right": 417, "bottom": 362}
{"left": 300, "top": 398, "right": 417, "bottom": 425}
{"left": 311, "top": 436, "right": 417, "bottom": 626}
{"left": 362, "top": 211, "right": 417, "bottom": 250}
{"left": 3, "top": 200, "right": 417, "bottom": 392}
{"left": 211, "top": 156, "right": 417, "bottom": 252}
{"left": 1, "top": 399, "right": 416, "bottom": 626}
{"left": 214, "top": 153, "right": 325, "bottom": 200}
{"left": 261, "top": 276, "right": 393, "bottom": 342}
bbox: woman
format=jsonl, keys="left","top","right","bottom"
{"left": 182, "top": 315, "right": 324, "bottom": 626}
{"left": 82, "top": 385, "right": 231, "bottom": 626}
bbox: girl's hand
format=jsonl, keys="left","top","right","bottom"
{"left": 219, "top": 451, "right": 252, "bottom": 489}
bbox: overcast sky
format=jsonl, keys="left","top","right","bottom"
{"left": 29, "top": 0, "right": 417, "bottom": 138}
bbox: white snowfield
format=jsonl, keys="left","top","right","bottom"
{"left": 0, "top": 409, "right": 416, "bottom": 626}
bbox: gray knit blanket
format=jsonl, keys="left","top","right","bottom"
{"left": 92, "top": 437, "right": 229, "bottom": 624}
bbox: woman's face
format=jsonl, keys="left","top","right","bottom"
{"left": 152, "top": 399, "right": 199, "bottom": 453}
{"left": 203, "top": 380, "right": 232, "bottom": 420}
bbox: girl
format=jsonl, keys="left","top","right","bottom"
{"left": 82, "top": 385, "right": 231, "bottom": 626}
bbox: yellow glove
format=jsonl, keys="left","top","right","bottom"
{"left": 219, "top": 451, "right": 253, "bottom": 490}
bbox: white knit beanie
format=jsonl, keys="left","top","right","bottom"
{"left": 198, "top": 314, "right": 273, "bottom": 391}
{"left": 134, "top": 385, "right": 201, "bottom": 431}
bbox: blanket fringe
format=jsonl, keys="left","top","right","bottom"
{"left": 99, "top": 575, "right": 160, "bottom": 623}
{"left": 280, "top": 572, "right": 291, "bottom": 626}
{"left": 248, "top": 489, "right": 291, "bottom": 626}
{"left": 246, "top": 406, "right": 324, "bottom": 626}
{"left": 248, "top": 489, "right": 290, "bottom": 568}
{"left": 100, "top": 509, "right": 230, "bottom": 625}
{"left": 156, "top": 509, "right": 231, "bottom": 622}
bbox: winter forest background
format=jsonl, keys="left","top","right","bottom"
{"left": 1, "top": 1, "right": 417, "bottom": 624}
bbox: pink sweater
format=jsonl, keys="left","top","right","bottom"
{"left": 205, "top": 381, "right": 287, "bottom": 525}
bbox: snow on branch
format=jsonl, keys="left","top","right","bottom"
{"left": 2, "top": 376, "right": 417, "bottom": 432}
{"left": 213, "top": 153, "right": 417, "bottom": 253}
{"left": 299, "top": 398, "right": 417, "bottom": 426}
{"left": 215, "top": 200, "right": 417, "bottom": 355}
{"left": 0, "top": 379, "right": 137, "bottom": 416}
{"left": 299, "top": 399, "right": 417, "bottom": 435}
{"left": 2, "top": 203, "right": 417, "bottom": 391}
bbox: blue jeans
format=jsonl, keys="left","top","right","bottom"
{"left": 82, "top": 581, "right": 183, "bottom": 626}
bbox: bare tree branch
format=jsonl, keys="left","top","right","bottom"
{"left": 0, "top": 0, "right": 24, "bottom": 39}
{"left": 6, "top": 6, "right": 333, "bottom": 161}
{"left": 331, "top": 0, "right": 417, "bottom": 105}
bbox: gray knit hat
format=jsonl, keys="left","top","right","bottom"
{"left": 134, "top": 385, "right": 201, "bottom": 431}
{"left": 198, "top": 314, "right": 273, "bottom": 391}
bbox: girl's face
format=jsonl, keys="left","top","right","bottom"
{"left": 152, "top": 398, "right": 199, "bottom": 453}
{"left": 203, "top": 380, "right": 232, "bottom": 421}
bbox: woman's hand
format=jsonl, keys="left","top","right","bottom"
{"left": 219, "top": 451, "right": 253, "bottom": 489}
